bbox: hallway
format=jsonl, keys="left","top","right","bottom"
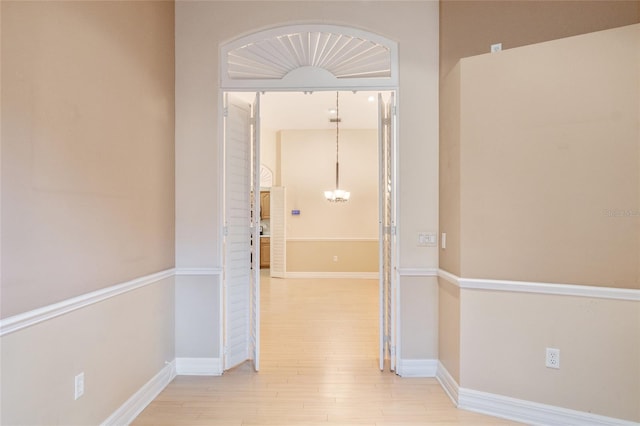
{"left": 132, "top": 274, "right": 517, "bottom": 425}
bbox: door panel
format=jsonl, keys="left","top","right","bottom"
{"left": 224, "top": 95, "right": 252, "bottom": 370}
{"left": 378, "top": 92, "right": 397, "bottom": 372}
{"left": 269, "top": 187, "right": 286, "bottom": 278}
{"left": 250, "top": 94, "right": 261, "bottom": 372}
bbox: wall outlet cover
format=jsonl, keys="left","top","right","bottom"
{"left": 545, "top": 348, "right": 560, "bottom": 369}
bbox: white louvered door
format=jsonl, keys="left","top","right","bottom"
{"left": 250, "top": 94, "right": 261, "bottom": 372}
{"left": 224, "top": 94, "right": 253, "bottom": 371}
{"left": 269, "top": 187, "right": 286, "bottom": 278}
{"left": 379, "top": 93, "right": 397, "bottom": 372}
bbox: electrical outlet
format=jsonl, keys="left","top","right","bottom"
{"left": 333, "top": 255, "right": 338, "bottom": 262}
{"left": 74, "top": 372, "right": 85, "bottom": 400}
{"left": 545, "top": 348, "right": 560, "bottom": 369}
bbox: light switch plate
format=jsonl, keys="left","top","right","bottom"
{"left": 74, "top": 372, "right": 85, "bottom": 400}
{"left": 417, "top": 232, "right": 437, "bottom": 247}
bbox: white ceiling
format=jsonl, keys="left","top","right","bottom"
{"left": 230, "top": 90, "right": 390, "bottom": 130}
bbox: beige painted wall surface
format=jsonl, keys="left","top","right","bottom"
{"left": 280, "top": 129, "right": 378, "bottom": 240}
{"left": 260, "top": 128, "right": 277, "bottom": 187}
{"left": 440, "top": 0, "right": 640, "bottom": 78}
{"left": 438, "top": 63, "right": 461, "bottom": 276}
{"left": 286, "top": 240, "right": 378, "bottom": 272}
{"left": 0, "top": 278, "right": 175, "bottom": 425}
{"left": 459, "top": 25, "right": 639, "bottom": 288}
{"left": 400, "top": 276, "right": 438, "bottom": 360}
{"left": 460, "top": 289, "right": 640, "bottom": 422}
{"left": 437, "top": 277, "right": 460, "bottom": 383}
{"left": 1, "top": 1, "right": 175, "bottom": 317}
{"left": 175, "top": 274, "right": 220, "bottom": 358}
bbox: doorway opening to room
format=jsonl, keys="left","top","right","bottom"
{"left": 219, "top": 25, "right": 400, "bottom": 375}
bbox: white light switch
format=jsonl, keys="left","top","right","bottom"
{"left": 417, "top": 232, "right": 437, "bottom": 247}
{"left": 74, "top": 372, "right": 85, "bottom": 400}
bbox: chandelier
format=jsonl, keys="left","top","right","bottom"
{"left": 324, "top": 92, "right": 350, "bottom": 202}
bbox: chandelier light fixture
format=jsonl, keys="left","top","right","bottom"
{"left": 324, "top": 91, "right": 350, "bottom": 202}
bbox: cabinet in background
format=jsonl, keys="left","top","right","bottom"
{"left": 260, "top": 191, "right": 270, "bottom": 220}
{"left": 260, "top": 237, "right": 270, "bottom": 268}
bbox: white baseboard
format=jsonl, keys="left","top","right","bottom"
{"left": 436, "top": 361, "right": 459, "bottom": 405}
{"left": 458, "top": 387, "right": 638, "bottom": 426}
{"left": 175, "top": 357, "right": 222, "bottom": 376}
{"left": 284, "top": 272, "right": 378, "bottom": 279}
{"left": 433, "top": 362, "right": 636, "bottom": 425}
{"left": 396, "top": 359, "right": 437, "bottom": 377}
{"left": 101, "top": 360, "right": 176, "bottom": 426}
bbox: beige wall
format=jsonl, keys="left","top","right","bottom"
{"left": 260, "top": 128, "right": 278, "bottom": 187}
{"left": 1, "top": 1, "right": 175, "bottom": 317}
{"left": 438, "top": 63, "right": 461, "bottom": 276}
{"left": 440, "top": 0, "right": 640, "bottom": 78}
{"left": 458, "top": 25, "right": 639, "bottom": 288}
{"left": 287, "top": 240, "right": 378, "bottom": 273}
{"left": 1, "top": 277, "right": 176, "bottom": 425}
{"left": 1, "top": 2, "right": 176, "bottom": 423}
{"left": 175, "top": 274, "right": 220, "bottom": 358}
{"left": 440, "top": 24, "right": 640, "bottom": 422}
{"left": 460, "top": 289, "right": 640, "bottom": 422}
{"left": 280, "top": 129, "right": 378, "bottom": 240}
{"left": 278, "top": 128, "right": 379, "bottom": 273}
{"left": 437, "top": 277, "right": 460, "bottom": 383}
{"left": 400, "top": 276, "right": 438, "bottom": 360}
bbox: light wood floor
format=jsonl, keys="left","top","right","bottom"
{"left": 132, "top": 273, "right": 518, "bottom": 425}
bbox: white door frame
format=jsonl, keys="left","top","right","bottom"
{"left": 219, "top": 24, "right": 400, "bottom": 372}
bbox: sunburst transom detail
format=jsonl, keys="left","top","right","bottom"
{"left": 221, "top": 25, "right": 398, "bottom": 89}
{"left": 228, "top": 31, "right": 390, "bottom": 80}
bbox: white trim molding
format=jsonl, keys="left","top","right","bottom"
{"left": 436, "top": 362, "right": 459, "bottom": 405}
{"left": 396, "top": 359, "right": 438, "bottom": 377}
{"left": 284, "top": 272, "right": 378, "bottom": 279}
{"left": 101, "top": 360, "right": 176, "bottom": 426}
{"left": 0, "top": 269, "right": 175, "bottom": 337}
{"left": 458, "top": 387, "right": 639, "bottom": 426}
{"left": 434, "top": 362, "right": 637, "bottom": 426}
{"left": 175, "top": 267, "right": 222, "bottom": 276}
{"left": 437, "top": 269, "right": 461, "bottom": 287}
{"left": 398, "top": 268, "right": 438, "bottom": 277}
{"left": 286, "top": 237, "right": 379, "bottom": 242}
{"left": 438, "top": 269, "right": 640, "bottom": 302}
{"left": 175, "top": 357, "right": 222, "bottom": 376}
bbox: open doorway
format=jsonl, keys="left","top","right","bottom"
{"left": 222, "top": 90, "right": 397, "bottom": 373}
{"left": 242, "top": 90, "right": 383, "bottom": 276}
{"left": 219, "top": 24, "right": 400, "bottom": 375}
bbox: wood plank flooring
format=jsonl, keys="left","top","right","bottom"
{"left": 132, "top": 273, "right": 519, "bottom": 425}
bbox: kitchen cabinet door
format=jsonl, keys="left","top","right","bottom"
{"left": 260, "top": 237, "right": 270, "bottom": 268}
{"left": 260, "top": 191, "right": 270, "bottom": 219}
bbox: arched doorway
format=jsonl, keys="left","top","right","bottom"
{"left": 219, "top": 24, "right": 399, "bottom": 374}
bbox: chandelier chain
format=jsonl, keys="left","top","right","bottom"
{"left": 324, "top": 91, "right": 350, "bottom": 202}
